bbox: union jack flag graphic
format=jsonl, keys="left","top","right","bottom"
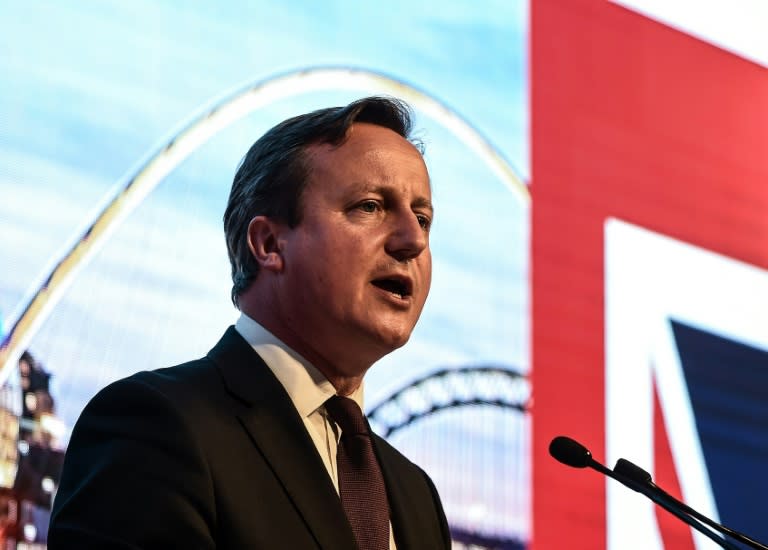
{"left": 605, "top": 219, "right": 768, "bottom": 549}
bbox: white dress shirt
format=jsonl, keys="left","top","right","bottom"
{"left": 234, "top": 313, "right": 397, "bottom": 549}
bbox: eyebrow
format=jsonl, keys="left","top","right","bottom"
{"left": 412, "top": 196, "right": 434, "bottom": 215}
{"left": 357, "top": 182, "right": 434, "bottom": 215}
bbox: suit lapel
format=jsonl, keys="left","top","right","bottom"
{"left": 374, "top": 437, "right": 421, "bottom": 549}
{"left": 374, "top": 434, "right": 448, "bottom": 550}
{"left": 207, "top": 327, "right": 358, "bottom": 550}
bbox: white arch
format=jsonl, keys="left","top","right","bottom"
{"left": 0, "top": 66, "right": 528, "bottom": 384}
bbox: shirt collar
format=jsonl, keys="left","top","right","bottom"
{"left": 234, "top": 313, "right": 364, "bottom": 418}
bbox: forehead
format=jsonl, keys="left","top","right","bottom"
{"left": 305, "top": 123, "right": 430, "bottom": 193}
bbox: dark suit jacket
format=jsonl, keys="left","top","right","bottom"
{"left": 49, "top": 327, "right": 451, "bottom": 549}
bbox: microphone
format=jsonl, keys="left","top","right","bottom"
{"left": 549, "top": 436, "right": 739, "bottom": 550}
{"left": 615, "top": 457, "right": 768, "bottom": 550}
{"left": 549, "top": 435, "right": 592, "bottom": 468}
{"left": 548, "top": 436, "right": 649, "bottom": 488}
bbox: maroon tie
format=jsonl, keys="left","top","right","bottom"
{"left": 325, "top": 395, "right": 390, "bottom": 550}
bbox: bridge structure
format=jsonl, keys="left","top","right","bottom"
{"left": 368, "top": 364, "right": 531, "bottom": 549}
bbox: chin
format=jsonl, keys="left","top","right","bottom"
{"left": 357, "top": 318, "right": 419, "bottom": 356}
{"left": 376, "top": 328, "right": 413, "bottom": 352}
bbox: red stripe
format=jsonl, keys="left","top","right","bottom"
{"left": 532, "top": 0, "right": 768, "bottom": 548}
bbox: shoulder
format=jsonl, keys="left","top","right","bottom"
{"left": 59, "top": 355, "right": 231, "bottom": 500}
{"left": 51, "top": 359, "right": 222, "bottom": 548}
{"left": 85, "top": 356, "right": 222, "bottom": 414}
{"left": 71, "top": 353, "right": 242, "bottom": 454}
{"left": 128, "top": 356, "right": 221, "bottom": 397}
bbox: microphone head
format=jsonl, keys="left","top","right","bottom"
{"left": 614, "top": 458, "right": 653, "bottom": 485}
{"left": 549, "top": 436, "right": 593, "bottom": 468}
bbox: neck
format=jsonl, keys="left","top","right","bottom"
{"left": 239, "top": 297, "right": 373, "bottom": 395}
{"left": 328, "top": 374, "right": 364, "bottom": 397}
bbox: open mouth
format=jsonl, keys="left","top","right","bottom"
{"left": 371, "top": 278, "right": 411, "bottom": 299}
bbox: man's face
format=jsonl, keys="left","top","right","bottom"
{"left": 276, "top": 122, "right": 433, "bottom": 373}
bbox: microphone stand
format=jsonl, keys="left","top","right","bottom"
{"left": 584, "top": 456, "right": 740, "bottom": 550}
{"left": 615, "top": 458, "right": 768, "bottom": 550}
{"left": 548, "top": 436, "right": 763, "bottom": 550}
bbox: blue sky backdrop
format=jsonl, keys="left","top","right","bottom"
{"left": 1, "top": 1, "right": 529, "bottom": 541}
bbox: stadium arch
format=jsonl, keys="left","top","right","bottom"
{"left": 0, "top": 66, "right": 528, "bottom": 387}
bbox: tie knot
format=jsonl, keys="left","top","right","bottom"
{"left": 325, "top": 395, "right": 368, "bottom": 436}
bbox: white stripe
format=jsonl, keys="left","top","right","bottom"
{"left": 610, "top": 0, "right": 768, "bottom": 67}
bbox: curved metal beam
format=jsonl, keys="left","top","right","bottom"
{"left": 367, "top": 365, "right": 530, "bottom": 437}
{"left": 0, "top": 66, "right": 528, "bottom": 385}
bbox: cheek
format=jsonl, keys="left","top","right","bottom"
{"left": 310, "top": 263, "right": 353, "bottom": 298}
{"left": 422, "top": 253, "right": 433, "bottom": 286}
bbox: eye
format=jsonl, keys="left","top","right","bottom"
{"left": 416, "top": 214, "right": 431, "bottom": 230}
{"left": 357, "top": 200, "right": 380, "bottom": 213}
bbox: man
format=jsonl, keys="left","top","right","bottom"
{"left": 49, "top": 96, "right": 451, "bottom": 549}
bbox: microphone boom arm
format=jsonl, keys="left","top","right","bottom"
{"left": 615, "top": 458, "right": 768, "bottom": 550}
{"left": 591, "top": 457, "right": 739, "bottom": 550}
{"left": 548, "top": 436, "right": 740, "bottom": 550}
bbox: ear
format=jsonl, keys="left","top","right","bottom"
{"left": 246, "top": 216, "right": 286, "bottom": 273}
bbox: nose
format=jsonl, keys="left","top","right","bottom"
{"left": 385, "top": 210, "right": 429, "bottom": 262}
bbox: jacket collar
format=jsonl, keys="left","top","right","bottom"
{"left": 207, "top": 327, "right": 358, "bottom": 550}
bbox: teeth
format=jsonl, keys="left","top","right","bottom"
{"left": 373, "top": 279, "right": 407, "bottom": 297}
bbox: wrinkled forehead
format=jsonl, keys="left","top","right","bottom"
{"left": 304, "top": 141, "right": 431, "bottom": 213}
{"left": 306, "top": 123, "right": 428, "bottom": 178}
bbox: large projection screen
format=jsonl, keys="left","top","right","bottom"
{"left": 0, "top": 3, "right": 529, "bottom": 548}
